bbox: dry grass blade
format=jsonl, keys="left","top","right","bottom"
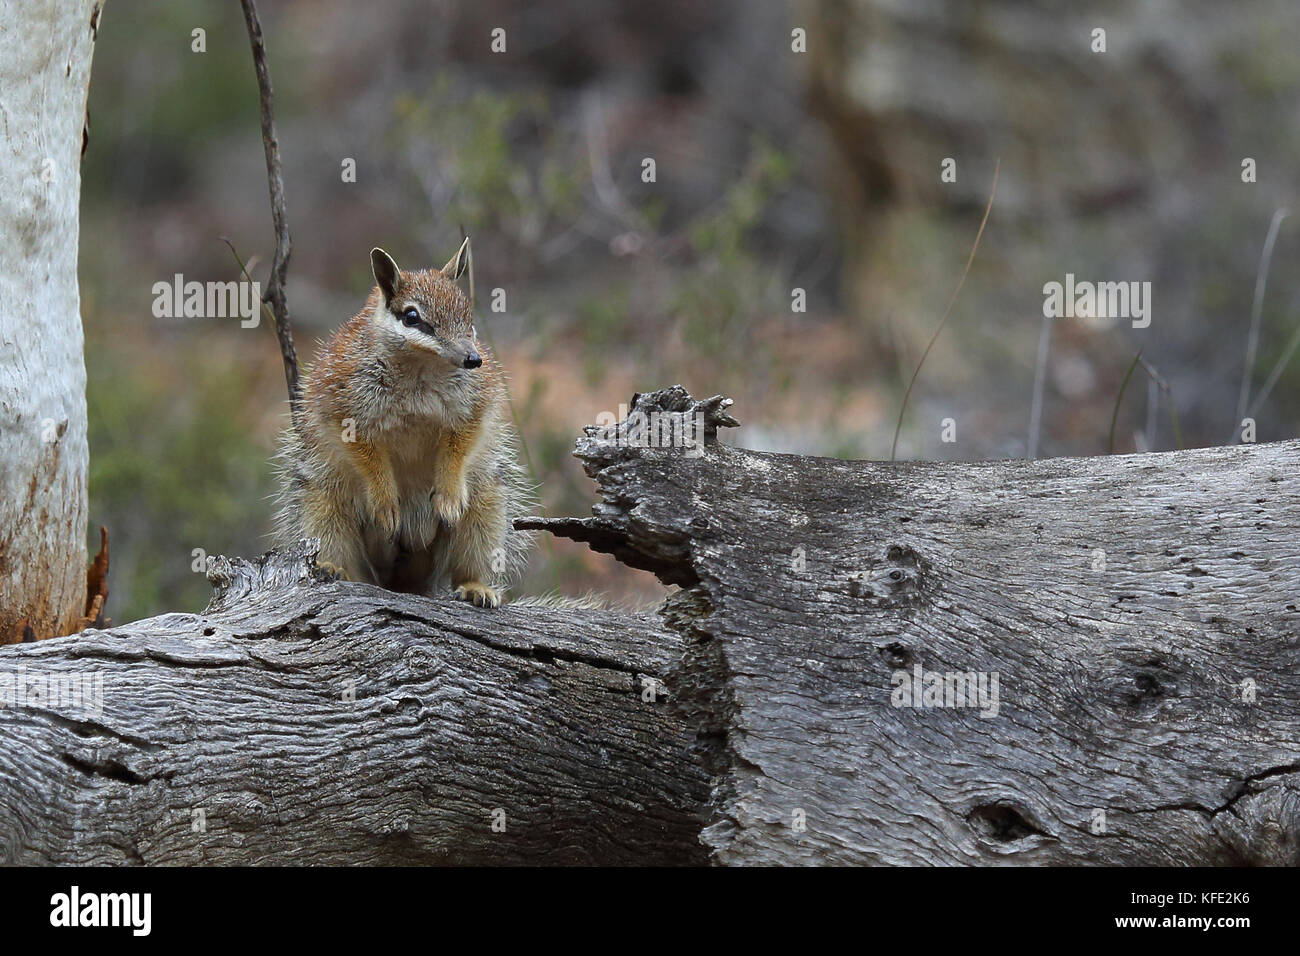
{"left": 1108, "top": 349, "right": 1143, "bottom": 454}
{"left": 1233, "top": 208, "right": 1288, "bottom": 436}
{"left": 890, "top": 159, "right": 1000, "bottom": 461}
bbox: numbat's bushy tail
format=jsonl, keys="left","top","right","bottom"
{"left": 274, "top": 241, "right": 534, "bottom": 607}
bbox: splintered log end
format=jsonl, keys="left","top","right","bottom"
{"left": 520, "top": 386, "right": 740, "bottom": 587}
{"left": 205, "top": 538, "right": 337, "bottom": 611}
{"left": 575, "top": 385, "right": 739, "bottom": 469}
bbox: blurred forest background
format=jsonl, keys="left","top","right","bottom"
{"left": 82, "top": 0, "right": 1300, "bottom": 623}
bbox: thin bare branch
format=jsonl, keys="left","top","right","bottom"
{"left": 219, "top": 236, "right": 278, "bottom": 332}
{"left": 239, "top": 0, "right": 300, "bottom": 412}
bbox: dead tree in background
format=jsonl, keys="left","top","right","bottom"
{"left": 2, "top": 387, "right": 1297, "bottom": 865}
{"left": 0, "top": 0, "right": 101, "bottom": 643}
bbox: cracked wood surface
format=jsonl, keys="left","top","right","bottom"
{"left": 528, "top": 387, "right": 1300, "bottom": 865}
{"left": 0, "top": 545, "right": 708, "bottom": 865}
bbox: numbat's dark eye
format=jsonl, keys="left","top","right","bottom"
{"left": 402, "top": 307, "right": 420, "bottom": 327}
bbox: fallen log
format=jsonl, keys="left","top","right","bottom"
{"left": 528, "top": 387, "right": 1300, "bottom": 865}
{"left": 2, "top": 386, "right": 1297, "bottom": 866}
{"left": 0, "top": 546, "right": 708, "bottom": 865}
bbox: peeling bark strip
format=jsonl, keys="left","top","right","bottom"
{"left": 528, "top": 387, "right": 1300, "bottom": 865}
{"left": 0, "top": 544, "right": 708, "bottom": 865}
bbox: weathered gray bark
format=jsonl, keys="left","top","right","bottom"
{"left": 0, "top": 0, "right": 100, "bottom": 643}
{"left": 529, "top": 387, "right": 1300, "bottom": 865}
{"left": 0, "top": 544, "right": 709, "bottom": 865}
{"left": 2, "top": 386, "right": 1298, "bottom": 865}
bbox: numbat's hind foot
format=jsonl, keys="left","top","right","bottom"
{"left": 316, "top": 560, "right": 346, "bottom": 581}
{"left": 454, "top": 582, "right": 501, "bottom": 608}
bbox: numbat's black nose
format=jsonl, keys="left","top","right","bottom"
{"left": 463, "top": 351, "right": 482, "bottom": 369}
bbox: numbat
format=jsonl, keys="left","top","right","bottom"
{"left": 275, "top": 241, "right": 531, "bottom": 607}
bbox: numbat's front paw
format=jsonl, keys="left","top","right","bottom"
{"left": 370, "top": 498, "right": 401, "bottom": 541}
{"left": 432, "top": 487, "right": 469, "bottom": 526}
{"left": 453, "top": 582, "right": 501, "bottom": 608}
{"left": 315, "top": 560, "right": 347, "bottom": 581}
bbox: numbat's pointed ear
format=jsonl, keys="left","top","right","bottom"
{"left": 371, "top": 247, "right": 400, "bottom": 301}
{"left": 441, "top": 236, "right": 470, "bottom": 281}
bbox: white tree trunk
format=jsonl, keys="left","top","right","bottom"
{"left": 0, "top": 0, "right": 100, "bottom": 643}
